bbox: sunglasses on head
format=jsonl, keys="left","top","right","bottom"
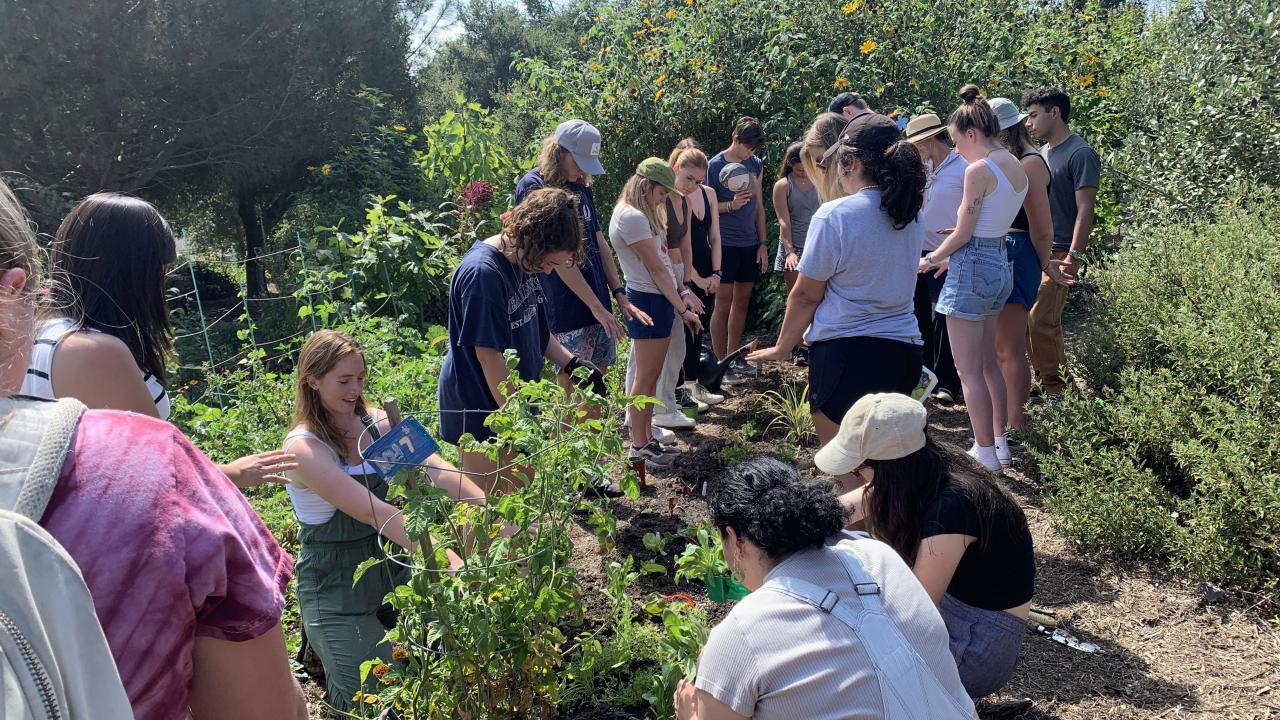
{"left": 817, "top": 110, "right": 874, "bottom": 169}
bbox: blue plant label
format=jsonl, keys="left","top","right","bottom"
{"left": 363, "top": 417, "right": 440, "bottom": 478}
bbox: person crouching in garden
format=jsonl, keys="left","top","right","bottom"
{"left": 515, "top": 119, "right": 646, "bottom": 374}
{"left": 816, "top": 393, "right": 1034, "bottom": 699}
{"left": 612, "top": 158, "right": 703, "bottom": 466}
{"left": 284, "top": 330, "right": 483, "bottom": 715}
{"left": 749, "top": 113, "right": 926, "bottom": 491}
{"left": 438, "top": 187, "right": 602, "bottom": 493}
{"left": 673, "top": 456, "right": 975, "bottom": 720}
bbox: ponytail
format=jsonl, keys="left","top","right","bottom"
{"left": 835, "top": 140, "right": 925, "bottom": 230}
{"left": 950, "top": 83, "right": 1000, "bottom": 139}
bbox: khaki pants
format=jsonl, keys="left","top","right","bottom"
{"left": 1027, "top": 250, "right": 1069, "bottom": 395}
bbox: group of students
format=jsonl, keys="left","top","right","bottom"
{"left": 0, "top": 80, "right": 1096, "bottom": 718}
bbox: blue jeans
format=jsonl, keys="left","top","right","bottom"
{"left": 936, "top": 236, "right": 1013, "bottom": 321}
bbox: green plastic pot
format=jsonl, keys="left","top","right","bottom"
{"left": 705, "top": 574, "right": 750, "bottom": 602}
{"left": 682, "top": 406, "right": 699, "bottom": 420}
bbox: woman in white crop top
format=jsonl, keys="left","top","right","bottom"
{"left": 283, "top": 330, "right": 485, "bottom": 712}
{"left": 918, "top": 86, "right": 1029, "bottom": 473}
{"left": 21, "top": 192, "right": 297, "bottom": 487}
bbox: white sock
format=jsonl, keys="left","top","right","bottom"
{"left": 994, "top": 435, "right": 1010, "bottom": 452}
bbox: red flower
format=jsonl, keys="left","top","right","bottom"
{"left": 458, "top": 180, "right": 496, "bottom": 211}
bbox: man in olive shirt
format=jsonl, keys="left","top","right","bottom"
{"left": 1023, "top": 87, "right": 1100, "bottom": 398}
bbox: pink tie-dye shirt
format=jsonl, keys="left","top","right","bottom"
{"left": 38, "top": 410, "right": 294, "bottom": 720}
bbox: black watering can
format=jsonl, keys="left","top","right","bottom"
{"left": 696, "top": 341, "right": 758, "bottom": 393}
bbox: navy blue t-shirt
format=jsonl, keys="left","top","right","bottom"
{"left": 514, "top": 168, "right": 611, "bottom": 334}
{"left": 438, "top": 241, "right": 550, "bottom": 444}
{"left": 707, "top": 152, "right": 763, "bottom": 248}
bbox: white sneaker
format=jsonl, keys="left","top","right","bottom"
{"left": 994, "top": 436, "right": 1013, "bottom": 468}
{"left": 688, "top": 382, "right": 725, "bottom": 406}
{"left": 653, "top": 411, "right": 696, "bottom": 430}
{"left": 651, "top": 425, "right": 676, "bottom": 445}
{"left": 967, "top": 443, "right": 1004, "bottom": 473}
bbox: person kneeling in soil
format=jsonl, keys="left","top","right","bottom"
{"left": 815, "top": 393, "right": 1035, "bottom": 699}
{"left": 284, "top": 330, "right": 485, "bottom": 715}
{"left": 674, "top": 456, "right": 974, "bottom": 720}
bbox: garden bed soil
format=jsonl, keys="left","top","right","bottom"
{"left": 563, "top": 359, "right": 1280, "bottom": 720}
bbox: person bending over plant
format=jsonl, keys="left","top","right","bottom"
{"left": 284, "top": 329, "right": 480, "bottom": 715}
{"left": 814, "top": 393, "right": 1035, "bottom": 699}
{"left": 673, "top": 456, "right": 974, "bottom": 720}
{"left": 438, "top": 186, "right": 606, "bottom": 494}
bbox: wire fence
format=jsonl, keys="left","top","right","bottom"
{"left": 172, "top": 231, "right": 404, "bottom": 406}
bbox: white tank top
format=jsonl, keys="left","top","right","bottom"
{"left": 282, "top": 428, "right": 379, "bottom": 525}
{"left": 971, "top": 157, "right": 1029, "bottom": 238}
{"left": 20, "top": 316, "right": 171, "bottom": 420}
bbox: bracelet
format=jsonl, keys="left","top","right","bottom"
{"left": 679, "top": 288, "right": 692, "bottom": 297}
{"left": 612, "top": 287, "right": 626, "bottom": 297}
{"left": 711, "top": 269, "right": 722, "bottom": 277}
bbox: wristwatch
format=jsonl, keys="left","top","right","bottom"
{"left": 711, "top": 269, "right": 722, "bottom": 277}
{"left": 1067, "top": 250, "right": 1086, "bottom": 262}
{"left": 612, "top": 286, "right": 626, "bottom": 297}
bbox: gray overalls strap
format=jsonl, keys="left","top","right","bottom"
{"left": 760, "top": 544, "right": 976, "bottom": 720}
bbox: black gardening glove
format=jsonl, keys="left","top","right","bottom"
{"left": 564, "top": 356, "right": 608, "bottom": 397}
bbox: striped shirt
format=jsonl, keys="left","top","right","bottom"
{"left": 20, "top": 316, "right": 171, "bottom": 420}
{"left": 695, "top": 534, "right": 973, "bottom": 719}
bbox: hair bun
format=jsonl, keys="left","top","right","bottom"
{"left": 958, "top": 84, "right": 982, "bottom": 104}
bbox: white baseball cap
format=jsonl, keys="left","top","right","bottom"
{"left": 554, "top": 119, "right": 606, "bottom": 176}
{"left": 814, "top": 393, "right": 927, "bottom": 475}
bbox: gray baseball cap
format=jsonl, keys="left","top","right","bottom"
{"left": 554, "top": 119, "right": 606, "bottom": 176}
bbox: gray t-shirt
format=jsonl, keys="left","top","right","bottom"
{"left": 1043, "top": 133, "right": 1101, "bottom": 251}
{"left": 609, "top": 203, "right": 674, "bottom": 294}
{"left": 797, "top": 189, "right": 924, "bottom": 345}
{"left": 695, "top": 534, "right": 972, "bottom": 719}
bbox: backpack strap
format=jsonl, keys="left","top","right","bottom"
{"left": 759, "top": 543, "right": 975, "bottom": 720}
{"left": 0, "top": 397, "right": 86, "bottom": 522}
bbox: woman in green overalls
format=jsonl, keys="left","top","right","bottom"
{"left": 284, "top": 330, "right": 483, "bottom": 714}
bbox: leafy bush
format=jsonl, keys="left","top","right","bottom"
{"left": 1022, "top": 208, "right": 1280, "bottom": 596}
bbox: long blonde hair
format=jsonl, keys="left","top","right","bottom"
{"left": 536, "top": 136, "right": 592, "bottom": 188}
{"left": 802, "top": 112, "right": 850, "bottom": 202}
{"left": 616, "top": 175, "right": 667, "bottom": 236}
{"left": 0, "top": 182, "right": 39, "bottom": 292}
{"left": 292, "top": 330, "right": 369, "bottom": 457}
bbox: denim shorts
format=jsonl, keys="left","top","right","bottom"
{"left": 1005, "top": 231, "right": 1042, "bottom": 310}
{"left": 939, "top": 593, "right": 1025, "bottom": 698}
{"left": 774, "top": 242, "right": 804, "bottom": 272}
{"left": 555, "top": 323, "right": 617, "bottom": 368}
{"left": 625, "top": 288, "right": 675, "bottom": 340}
{"left": 936, "top": 236, "right": 1013, "bottom": 321}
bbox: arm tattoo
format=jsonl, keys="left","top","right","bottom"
{"left": 965, "top": 195, "right": 984, "bottom": 216}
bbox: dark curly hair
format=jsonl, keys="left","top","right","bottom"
{"left": 709, "top": 456, "right": 848, "bottom": 561}
{"left": 504, "top": 186, "right": 584, "bottom": 272}
{"left": 833, "top": 138, "right": 926, "bottom": 230}
{"left": 1022, "top": 86, "right": 1071, "bottom": 123}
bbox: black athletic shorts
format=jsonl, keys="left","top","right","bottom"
{"left": 808, "top": 336, "right": 923, "bottom": 423}
{"left": 721, "top": 244, "right": 762, "bottom": 284}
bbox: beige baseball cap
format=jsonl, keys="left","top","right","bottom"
{"left": 814, "top": 393, "right": 927, "bottom": 475}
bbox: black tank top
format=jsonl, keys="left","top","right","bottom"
{"left": 1011, "top": 152, "right": 1049, "bottom": 232}
{"left": 665, "top": 195, "right": 690, "bottom": 251}
{"left": 688, "top": 186, "right": 714, "bottom": 275}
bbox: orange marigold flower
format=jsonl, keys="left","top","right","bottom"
{"left": 392, "top": 647, "right": 409, "bottom": 661}
{"left": 372, "top": 663, "right": 391, "bottom": 678}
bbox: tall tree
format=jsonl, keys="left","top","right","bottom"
{"left": 0, "top": 0, "right": 416, "bottom": 295}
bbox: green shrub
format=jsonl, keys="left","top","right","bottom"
{"left": 1023, "top": 208, "right": 1280, "bottom": 596}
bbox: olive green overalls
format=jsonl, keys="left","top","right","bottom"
{"left": 288, "top": 421, "right": 409, "bottom": 715}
